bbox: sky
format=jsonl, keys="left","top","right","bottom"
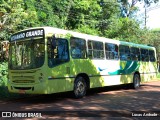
{"left": 137, "top": 1, "right": 160, "bottom": 29}
{"left": 147, "top": 7, "right": 160, "bottom": 29}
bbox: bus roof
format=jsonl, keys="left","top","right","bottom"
{"left": 13, "top": 26, "right": 156, "bottom": 50}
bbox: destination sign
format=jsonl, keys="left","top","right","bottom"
{"left": 10, "top": 28, "right": 44, "bottom": 41}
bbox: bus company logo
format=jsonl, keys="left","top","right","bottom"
{"left": 1, "top": 112, "right": 42, "bottom": 118}
{"left": 2, "top": 112, "right": 11, "bottom": 117}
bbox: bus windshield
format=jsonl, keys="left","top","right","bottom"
{"left": 9, "top": 38, "right": 45, "bottom": 70}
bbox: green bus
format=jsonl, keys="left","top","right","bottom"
{"left": 8, "top": 27, "right": 158, "bottom": 98}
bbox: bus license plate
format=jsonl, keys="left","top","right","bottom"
{"left": 19, "top": 90, "right": 25, "bottom": 94}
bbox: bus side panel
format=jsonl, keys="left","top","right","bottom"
{"left": 140, "top": 61, "right": 157, "bottom": 83}
{"left": 88, "top": 60, "right": 134, "bottom": 87}
{"left": 46, "top": 62, "right": 71, "bottom": 94}
{"left": 100, "top": 75, "right": 133, "bottom": 86}
{"left": 68, "top": 59, "right": 103, "bottom": 89}
{"left": 88, "top": 60, "right": 120, "bottom": 88}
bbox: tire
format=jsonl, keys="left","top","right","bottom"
{"left": 133, "top": 74, "right": 140, "bottom": 89}
{"left": 74, "top": 76, "right": 87, "bottom": 98}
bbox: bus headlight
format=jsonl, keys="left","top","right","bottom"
{"left": 39, "top": 73, "right": 44, "bottom": 82}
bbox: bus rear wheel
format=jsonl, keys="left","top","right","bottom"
{"left": 74, "top": 76, "right": 87, "bottom": 98}
{"left": 133, "top": 74, "right": 140, "bottom": 89}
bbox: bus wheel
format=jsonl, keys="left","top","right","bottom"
{"left": 133, "top": 74, "right": 140, "bottom": 89}
{"left": 74, "top": 76, "right": 87, "bottom": 98}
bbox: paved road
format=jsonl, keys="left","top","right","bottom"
{"left": 0, "top": 81, "right": 160, "bottom": 119}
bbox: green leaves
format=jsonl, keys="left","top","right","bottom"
{"left": 0, "top": 62, "right": 8, "bottom": 86}
{"left": 140, "top": 29, "right": 160, "bottom": 56}
{"left": 0, "top": 0, "right": 159, "bottom": 55}
{"left": 0, "top": 0, "right": 39, "bottom": 40}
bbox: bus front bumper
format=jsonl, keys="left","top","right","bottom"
{"left": 8, "top": 83, "right": 48, "bottom": 94}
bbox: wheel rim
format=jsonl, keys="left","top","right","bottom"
{"left": 134, "top": 74, "right": 140, "bottom": 88}
{"left": 75, "top": 80, "right": 85, "bottom": 96}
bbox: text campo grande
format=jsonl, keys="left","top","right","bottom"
{"left": 11, "top": 29, "right": 44, "bottom": 41}
{"left": 132, "top": 112, "right": 158, "bottom": 117}
{"left": 11, "top": 112, "right": 42, "bottom": 118}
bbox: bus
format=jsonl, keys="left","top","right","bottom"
{"left": 8, "top": 27, "right": 158, "bottom": 98}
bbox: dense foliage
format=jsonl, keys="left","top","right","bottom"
{"left": 0, "top": 0, "right": 159, "bottom": 44}
{"left": 0, "top": 62, "right": 8, "bottom": 99}
{"left": 0, "top": 0, "right": 160, "bottom": 53}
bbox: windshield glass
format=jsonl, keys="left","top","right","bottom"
{"left": 9, "top": 38, "right": 45, "bottom": 70}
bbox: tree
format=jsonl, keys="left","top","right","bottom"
{"left": 0, "top": 0, "right": 38, "bottom": 41}
{"left": 0, "top": 0, "right": 11, "bottom": 40}
{"left": 65, "top": 0, "right": 120, "bottom": 36}
{"left": 65, "top": 0, "right": 102, "bottom": 31}
{"left": 49, "top": 0, "right": 74, "bottom": 28}
{"left": 98, "top": 0, "right": 120, "bottom": 36}
{"left": 105, "top": 17, "right": 143, "bottom": 43}
{"left": 140, "top": 29, "right": 160, "bottom": 55}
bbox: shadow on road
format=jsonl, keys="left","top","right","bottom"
{"left": 0, "top": 82, "right": 160, "bottom": 115}
{"left": 6, "top": 84, "right": 133, "bottom": 104}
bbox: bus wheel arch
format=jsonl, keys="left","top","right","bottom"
{"left": 73, "top": 73, "right": 90, "bottom": 98}
{"left": 133, "top": 71, "right": 141, "bottom": 89}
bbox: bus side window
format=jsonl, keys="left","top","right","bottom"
{"left": 130, "top": 47, "right": 140, "bottom": 61}
{"left": 88, "top": 40, "right": 104, "bottom": 59}
{"left": 149, "top": 50, "right": 156, "bottom": 62}
{"left": 119, "top": 45, "right": 130, "bottom": 61}
{"left": 48, "top": 38, "right": 69, "bottom": 67}
{"left": 93, "top": 41, "right": 104, "bottom": 59}
{"left": 140, "top": 49, "right": 149, "bottom": 62}
{"left": 57, "top": 39, "right": 69, "bottom": 60}
{"left": 88, "top": 41, "right": 93, "bottom": 59}
{"left": 70, "top": 37, "right": 86, "bottom": 59}
{"left": 105, "top": 43, "right": 119, "bottom": 60}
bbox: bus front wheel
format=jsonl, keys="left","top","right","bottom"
{"left": 133, "top": 74, "right": 140, "bottom": 89}
{"left": 74, "top": 76, "right": 87, "bottom": 98}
